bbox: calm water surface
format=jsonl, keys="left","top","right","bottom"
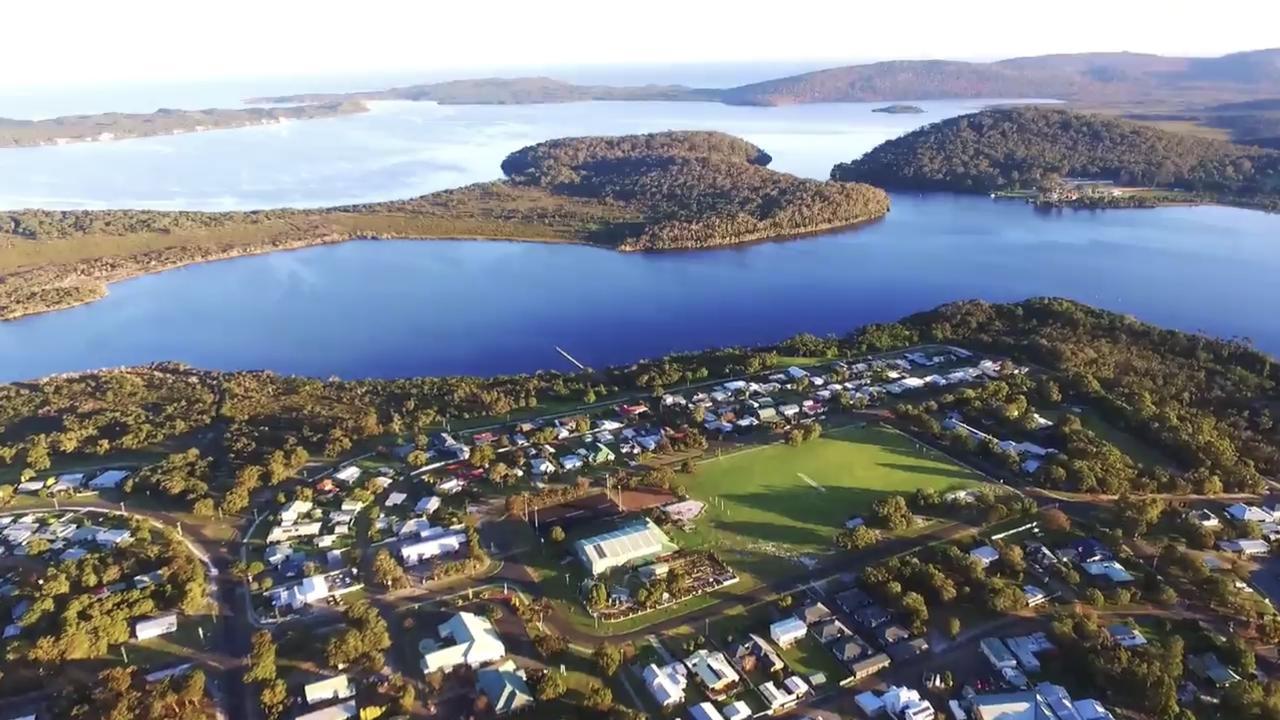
{"left": 4, "top": 194, "right": 1279, "bottom": 383}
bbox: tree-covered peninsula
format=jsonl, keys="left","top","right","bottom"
{"left": 0, "top": 102, "right": 367, "bottom": 148}
{"left": 831, "top": 107, "right": 1280, "bottom": 209}
{"left": 0, "top": 131, "right": 887, "bottom": 320}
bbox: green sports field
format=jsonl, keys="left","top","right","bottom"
{"left": 675, "top": 424, "right": 987, "bottom": 578}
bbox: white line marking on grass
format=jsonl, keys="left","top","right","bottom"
{"left": 797, "top": 473, "right": 826, "bottom": 492}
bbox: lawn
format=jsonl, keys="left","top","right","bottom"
{"left": 680, "top": 424, "right": 987, "bottom": 576}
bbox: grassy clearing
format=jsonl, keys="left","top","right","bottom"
{"left": 679, "top": 425, "right": 986, "bottom": 576}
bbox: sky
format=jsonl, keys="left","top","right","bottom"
{"left": 4, "top": 0, "right": 1278, "bottom": 91}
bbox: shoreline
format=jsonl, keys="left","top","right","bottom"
{"left": 1, "top": 216, "right": 889, "bottom": 323}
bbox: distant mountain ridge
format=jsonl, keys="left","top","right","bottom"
{"left": 251, "top": 49, "right": 1280, "bottom": 108}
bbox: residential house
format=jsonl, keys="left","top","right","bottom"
{"left": 303, "top": 675, "right": 355, "bottom": 706}
{"left": 95, "top": 529, "right": 132, "bottom": 547}
{"left": 980, "top": 638, "right": 1018, "bottom": 671}
{"left": 876, "top": 623, "right": 911, "bottom": 647}
{"left": 834, "top": 635, "right": 874, "bottom": 664}
{"left": 1188, "top": 652, "right": 1242, "bottom": 687}
{"left": 835, "top": 588, "right": 875, "bottom": 613}
{"left": 420, "top": 611, "right": 506, "bottom": 674}
{"left": 400, "top": 527, "right": 467, "bottom": 565}
{"left": 689, "top": 702, "right": 727, "bottom": 720}
{"left": 88, "top": 470, "right": 130, "bottom": 490}
{"left": 1106, "top": 624, "right": 1147, "bottom": 648}
{"left": 969, "top": 545, "right": 1000, "bottom": 569}
{"left": 1226, "top": 503, "right": 1274, "bottom": 523}
{"left": 798, "top": 601, "right": 833, "bottom": 625}
{"left": 813, "top": 618, "right": 851, "bottom": 644}
{"left": 134, "top": 614, "right": 178, "bottom": 641}
{"left": 769, "top": 617, "right": 808, "bottom": 648}
{"left": 1218, "top": 539, "right": 1270, "bottom": 556}
{"left": 270, "top": 575, "right": 331, "bottom": 610}
{"left": 1023, "top": 585, "right": 1049, "bottom": 607}
{"left": 560, "top": 455, "right": 585, "bottom": 472}
{"left": 476, "top": 660, "right": 534, "bottom": 715}
{"left": 1081, "top": 560, "right": 1135, "bottom": 583}
{"left": 850, "top": 652, "right": 893, "bottom": 680}
{"left": 1187, "top": 509, "right": 1221, "bottom": 528}
{"left": 642, "top": 662, "right": 687, "bottom": 707}
{"left": 732, "top": 634, "right": 785, "bottom": 675}
{"left": 266, "top": 522, "right": 323, "bottom": 544}
{"left": 530, "top": 458, "right": 556, "bottom": 476}
{"left": 853, "top": 605, "right": 892, "bottom": 630}
{"left": 886, "top": 638, "right": 930, "bottom": 663}
{"left": 332, "top": 466, "right": 362, "bottom": 485}
{"left": 415, "top": 496, "right": 442, "bottom": 515}
{"left": 588, "top": 443, "right": 616, "bottom": 465}
{"left": 683, "top": 649, "right": 740, "bottom": 700}
{"left": 882, "top": 686, "right": 935, "bottom": 720}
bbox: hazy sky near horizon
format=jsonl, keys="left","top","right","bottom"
{"left": 4, "top": 0, "right": 1278, "bottom": 90}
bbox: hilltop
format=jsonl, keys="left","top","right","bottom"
{"left": 829, "top": 107, "right": 1280, "bottom": 208}
{"left": 0, "top": 131, "right": 888, "bottom": 319}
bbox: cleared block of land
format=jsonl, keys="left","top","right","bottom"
{"left": 680, "top": 424, "right": 986, "bottom": 571}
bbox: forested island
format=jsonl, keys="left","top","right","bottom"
{"left": 830, "top": 107, "right": 1280, "bottom": 210}
{"left": 0, "top": 131, "right": 887, "bottom": 320}
{"left": 0, "top": 102, "right": 367, "bottom": 148}
{"left": 872, "top": 104, "right": 925, "bottom": 114}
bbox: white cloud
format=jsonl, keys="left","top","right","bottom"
{"left": 3, "top": 0, "right": 1277, "bottom": 89}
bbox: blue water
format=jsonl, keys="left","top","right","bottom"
{"left": 0, "top": 98, "right": 1038, "bottom": 210}
{"left": 2, "top": 95, "right": 1278, "bottom": 381}
{"left": 4, "top": 194, "right": 1279, "bottom": 383}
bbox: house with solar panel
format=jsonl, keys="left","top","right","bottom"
{"left": 574, "top": 518, "right": 678, "bottom": 576}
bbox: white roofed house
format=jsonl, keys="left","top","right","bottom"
{"left": 415, "top": 495, "right": 442, "bottom": 515}
{"left": 476, "top": 659, "right": 534, "bottom": 715}
{"left": 269, "top": 574, "right": 332, "bottom": 610}
{"left": 969, "top": 545, "right": 1000, "bottom": 569}
{"left": 1226, "top": 503, "right": 1274, "bottom": 523}
{"left": 94, "top": 528, "right": 132, "bottom": 547}
{"left": 88, "top": 469, "right": 130, "bottom": 490}
{"left": 769, "top": 616, "right": 807, "bottom": 648}
{"left": 643, "top": 662, "right": 688, "bottom": 707}
{"left": 400, "top": 527, "right": 467, "bottom": 565}
{"left": 332, "top": 466, "right": 362, "bottom": 484}
{"left": 134, "top": 613, "right": 178, "bottom": 641}
{"left": 420, "top": 611, "right": 506, "bottom": 673}
{"left": 574, "top": 519, "right": 676, "bottom": 576}
{"left": 303, "top": 674, "right": 355, "bottom": 706}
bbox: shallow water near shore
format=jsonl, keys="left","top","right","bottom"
{"left": 4, "top": 193, "right": 1280, "bottom": 382}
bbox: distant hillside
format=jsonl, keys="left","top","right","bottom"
{"left": 830, "top": 107, "right": 1280, "bottom": 206}
{"left": 722, "top": 49, "right": 1280, "bottom": 106}
{"left": 251, "top": 50, "right": 1280, "bottom": 110}
{"left": 249, "top": 77, "right": 713, "bottom": 105}
{"left": 0, "top": 102, "right": 366, "bottom": 148}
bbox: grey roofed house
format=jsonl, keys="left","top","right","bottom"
{"left": 813, "top": 618, "right": 851, "bottom": 644}
{"left": 1188, "top": 652, "right": 1242, "bottom": 687}
{"left": 886, "top": 637, "right": 930, "bottom": 662}
{"left": 848, "top": 652, "right": 892, "bottom": 680}
{"left": 476, "top": 660, "right": 534, "bottom": 715}
{"left": 852, "top": 605, "right": 892, "bottom": 629}
{"left": 798, "top": 601, "right": 833, "bottom": 625}
{"left": 835, "top": 587, "right": 874, "bottom": 612}
{"left": 834, "top": 636, "right": 874, "bottom": 663}
{"left": 876, "top": 623, "right": 911, "bottom": 647}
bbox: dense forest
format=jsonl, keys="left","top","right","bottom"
{"left": 0, "top": 131, "right": 887, "bottom": 320}
{"left": 831, "top": 107, "right": 1280, "bottom": 206}
{"left": 497, "top": 131, "right": 889, "bottom": 249}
